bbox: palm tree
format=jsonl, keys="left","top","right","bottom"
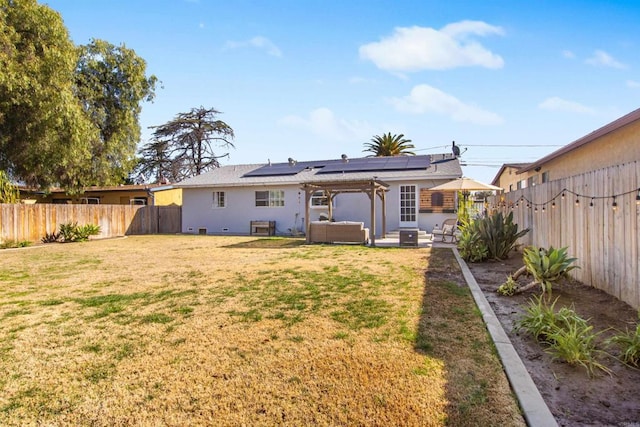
{"left": 363, "top": 133, "right": 416, "bottom": 157}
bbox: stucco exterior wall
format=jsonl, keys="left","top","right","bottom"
{"left": 153, "top": 188, "right": 182, "bottom": 206}
{"left": 182, "top": 185, "right": 305, "bottom": 235}
{"left": 35, "top": 189, "right": 151, "bottom": 205}
{"left": 519, "top": 119, "right": 640, "bottom": 185}
{"left": 181, "top": 179, "right": 454, "bottom": 236}
{"left": 495, "top": 166, "right": 526, "bottom": 192}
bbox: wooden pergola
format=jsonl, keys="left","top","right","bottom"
{"left": 301, "top": 179, "right": 390, "bottom": 247}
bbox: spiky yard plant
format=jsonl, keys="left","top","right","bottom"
{"left": 497, "top": 275, "right": 518, "bottom": 296}
{"left": 59, "top": 222, "right": 101, "bottom": 242}
{"left": 475, "top": 211, "right": 529, "bottom": 260}
{"left": 517, "top": 246, "right": 578, "bottom": 295}
{"left": 42, "top": 231, "right": 61, "bottom": 243}
{"left": 517, "top": 296, "right": 609, "bottom": 377}
{"left": 515, "top": 295, "right": 561, "bottom": 342}
{"left": 457, "top": 224, "right": 488, "bottom": 263}
{"left": 606, "top": 323, "right": 640, "bottom": 367}
{"left": 546, "top": 318, "right": 610, "bottom": 377}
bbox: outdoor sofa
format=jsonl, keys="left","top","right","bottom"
{"left": 308, "top": 221, "right": 369, "bottom": 245}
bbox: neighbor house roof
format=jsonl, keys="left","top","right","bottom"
{"left": 518, "top": 107, "right": 640, "bottom": 174}
{"left": 490, "top": 163, "right": 531, "bottom": 186}
{"left": 19, "top": 183, "right": 164, "bottom": 195}
{"left": 174, "top": 154, "right": 462, "bottom": 188}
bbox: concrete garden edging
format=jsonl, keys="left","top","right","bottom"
{"left": 452, "top": 248, "right": 558, "bottom": 427}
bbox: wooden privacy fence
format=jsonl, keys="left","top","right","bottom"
{"left": 489, "top": 161, "right": 640, "bottom": 309}
{"left": 0, "top": 204, "right": 182, "bottom": 242}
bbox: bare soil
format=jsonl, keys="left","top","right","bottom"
{"left": 466, "top": 252, "right": 640, "bottom": 427}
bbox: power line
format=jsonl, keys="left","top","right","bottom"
{"left": 463, "top": 144, "right": 562, "bottom": 147}
{"left": 415, "top": 144, "right": 562, "bottom": 152}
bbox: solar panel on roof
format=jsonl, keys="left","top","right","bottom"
{"left": 316, "top": 156, "right": 430, "bottom": 174}
{"left": 242, "top": 156, "right": 432, "bottom": 177}
{"left": 243, "top": 162, "right": 309, "bottom": 177}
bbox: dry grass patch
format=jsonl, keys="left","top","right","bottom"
{"left": 0, "top": 236, "right": 522, "bottom": 426}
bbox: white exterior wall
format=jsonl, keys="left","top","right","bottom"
{"left": 182, "top": 179, "right": 457, "bottom": 236}
{"left": 182, "top": 185, "right": 307, "bottom": 235}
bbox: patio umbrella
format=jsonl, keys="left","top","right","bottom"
{"left": 429, "top": 177, "right": 502, "bottom": 192}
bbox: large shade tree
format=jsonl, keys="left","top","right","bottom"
{"left": 0, "top": 0, "right": 156, "bottom": 191}
{"left": 363, "top": 133, "right": 415, "bottom": 157}
{"left": 75, "top": 39, "right": 157, "bottom": 185}
{"left": 0, "top": 170, "right": 19, "bottom": 203}
{"left": 134, "top": 139, "right": 176, "bottom": 183}
{"left": 0, "top": 0, "right": 95, "bottom": 190}
{"left": 136, "top": 107, "right": 235, "bottom": 182}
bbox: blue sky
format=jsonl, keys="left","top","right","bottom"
{"left": 45, "top": 0, "right": 640, "bottom": 184}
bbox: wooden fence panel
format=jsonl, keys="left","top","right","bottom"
{"left": 0, "top": 204, "right": 182, "bottom": 243}
{"left": 489, "top": 161, "right": 640, "bottom": 309}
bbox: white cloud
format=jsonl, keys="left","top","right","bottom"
{"left": 278, "top": 108, "right": 374, "bottom": 141}
{"left": 359, "top": 21, "right": 504, "bottom": 72}
{"left": 562, "top": 50, "right": 575, "bottom": 59}
{"left": 538, "top": 97, "right": 595, "bottom": 114}
{"left": 627, "top": 80, "right": 640, "bottom": 89}
{"left": 585, "top": 50, "right": 626, "bottom": 69}
{"left": 224, "top": 36, "right": 282, "bottom": 57}
{"left": 389, "top": 84, "right": 504, "bottom": 125}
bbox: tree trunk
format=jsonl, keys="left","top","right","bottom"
{"left": 515, "top": 280, "right": 539, "bottom": 294}
{"left": 512, "top": 266, "right": 527, "bottom": 280}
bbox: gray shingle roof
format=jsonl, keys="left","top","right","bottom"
{"left": 175, "top": 154, "right": 462, "bottom": 188}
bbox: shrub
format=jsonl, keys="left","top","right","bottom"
{"left": 517, "top": 296, "right": 609, "bottom": 376}
{"left": 606, "top": 323, "right": 640, "bottom": 367}
{"left": 476, "top": 211, "right": 529, "bottom": 260}
{"left": 457, "top": 211, "right": 528, "bottom": 262}
{"left": 42, "top": 231, "right": 61, "bottom": 243}
{"left": 59, "top": 222, "right": 101, "bottom": 242}
{"left": 0, "top": 239, "right": 32, "bottom": 249}
{"left": 497, "top": 275, "right": 518, "bottom": 296}
{"left": 515, "top": 295, "right": 561, "bottom": 341}
{"left": 523, "top": 246, "right": 578, "bottom": 294}
{"left": 457, "top": 225, "right": 488, "bottom": 263}
{"left": 546, "top": 320, "right": 609, "bottom": 377}
{"left": 75, "top": 224, "right": 101, "bottom": 241}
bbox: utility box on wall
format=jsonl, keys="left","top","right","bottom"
{"left": 399, "top": 229, "right": 418, "bottom": 247}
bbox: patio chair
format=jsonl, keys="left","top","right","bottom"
{"left": 432, "top": 218, "right": 458, "bottom": 243}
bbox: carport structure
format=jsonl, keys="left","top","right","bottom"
{"left": 301, "top": 178, "right": 390, "bottom": 246}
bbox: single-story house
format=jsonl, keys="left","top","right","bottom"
{"left": 174, "top": 153, "right": 462, "bottom": 238}
{"left": 490, "top": 163, "right": 531, "bottom": 193}
{"left": 18, "top": 184, "right": 164, "bottom": 205}
{"left": 492, "top": 107, "right": 640, "bottom": 191}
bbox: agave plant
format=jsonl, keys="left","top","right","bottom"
{"left": 476, "top": 211, "right": 529, "bottom": 260}
{"left": 518, "top": 246, "right": 579, "bottom": 294}
{"left": 457, "top": 222, "right": 488, "bottom": 262}
{"left": 457, "top": 211, "right": 529, "bottom": 262}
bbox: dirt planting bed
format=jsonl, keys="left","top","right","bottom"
{"left": 466, "top": 254, "right": 640, "bottom": 426}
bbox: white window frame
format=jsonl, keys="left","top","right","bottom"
{"left": 541, "top": 171, "right": 549, "bottom": 183}
{"left": 129, "top": 197, "right": 146, "bottom": 205}
{"left": 310, "top": 191, "right": 332, "bottom": 209}
{"left": 81, "top": 197, "right": 100, "bottom": 204}
{"left": 255, "top": 190, "right": 284, "bottom": 207}
{"left": 212, "top": 191, "right": 225, "bottom": 208}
